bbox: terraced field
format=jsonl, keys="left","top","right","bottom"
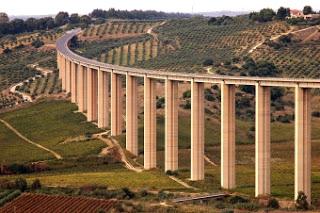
{"left": 17, "top": 72, "right": 62, "bottom": 99}
{"left": 0, "top": 31, "right": 61, "bottom": 53}
{"left": 0, "top": 193, "right": 116, "bottom": 212}
{"left": 81, "top": 20, "right": 161, "bottom": 40}
{"left": 77, "top": 18, "right": 292, "bottom": 73}
{"left": 252, "top": 39, "right": 320, "bottom": 78}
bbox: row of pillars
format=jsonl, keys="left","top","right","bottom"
{"left": 57, "top": 53, "right": 312, "bottom": 202}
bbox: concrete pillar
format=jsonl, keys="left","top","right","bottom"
{"left": 57, "top": 53, "right": 61, "bottom": 79}
{"left": 191, "top": 80, "right": 204, "bottom": 181}
{"left": 111, "top": 72, "right": 123, "bottom": 135}
{"left": 255, "top": 84, "right": 271, "bottom": 197}
{"left": 71, "top": 62, "right": 77, "bottom": 103}
{"left": 83, "top": 67, "right": 87, "bottom": 112}
{"left": 126, "top": 74, "right": 139, "bottom": 156}
{"left": 77, "top": 65, "right": 85, "bottom": 112}
{"left": 87, "top": 68, "right": 98, "bottom": 122}
{"left": 66, "top": 60, "right": 71, "bottom": 93}
{"left": 221, "top": 83, "right": 236, "bottom": 189}
{"left": 295, "top": 86, "right": 311, "bottom": 203}
{"left": 144, "top": 76, "right": 157, "bottom": 170}
{"left": 98, "top": 69, "right": 110, "bottom": 128}
{"left": 61, "top": 58, "right": 66, "bottom": 91}
{"left": 165, "top": 79, "right": 179, "bottom": 172}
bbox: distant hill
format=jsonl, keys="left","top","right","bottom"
{"left": 197, "top": 11, "right": 249, "bottom": 17}
{"left": 9, "top": 15, "right": 55, "bottom": 20}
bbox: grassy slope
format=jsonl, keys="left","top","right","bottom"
{"left": 0, "top": 100, "right": 105, "bottom": 161}
{"left": 2, "top": 167, "right": 183, "bottom": 190}
{"left": 0, "top": 122, "right": 51, "bottom": 163}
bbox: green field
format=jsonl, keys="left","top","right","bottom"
{"left": 1, "top": 167, "right": 183, "bottom": 190}
{"left": 0, "top": 100, "right": 105, "bottom": 162}
{"left": 0, "top": 122, "right": 51, "bottom": 163}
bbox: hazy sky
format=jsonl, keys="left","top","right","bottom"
{"left": 2, "top": 0, "right": 320, "bottom": 15}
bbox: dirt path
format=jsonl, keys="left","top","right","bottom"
{"left": 168, "top": 176, "right": 197, "bottom": 190}
{"left": 94, "top": 131, "right": 196, "bottom": 189}
{"left": 147, "top": 21, "right": 167, "bottom": 41}
{"left": 0, "top": 119, "right": 63, "bottom": 160}
{"left": 94, "top": 132, "right": 143, "bottom": 173}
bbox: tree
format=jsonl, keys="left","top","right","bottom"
{"left": 69, "top": 13, "right": 80, "bottom": 24}
{"left": 250, "top": 8, "right": 276, "bottom": 22}
{"left": 90, "top": 9, "right": 107, "bottom": 18}
{"left": 303, "top": 6, "right": 313, "bottom": 15}
{"left": 55, "top": 12, "right": 69, "bottom": 26}
{"left": 15, "top": 178, "right": 27, "bottom": 192}
{"left": 0, "top": 12, "right": 9, "bottom": 24}
{"left": 80, "top": 15, "right": 92, "bottom": 25}
{"left": 259, "top": 8, "right": 276, "bottom": 22}
{"left": 277, "top": 7, "right": 290, "bottom": 20}
{"left": 31, "top": 39, "right": 44, "bottom": 48}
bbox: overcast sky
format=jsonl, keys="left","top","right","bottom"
{"left": 2, "top": 0, "right": 320, "bottom": 15}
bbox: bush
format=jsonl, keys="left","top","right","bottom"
{"left": 0, "top": 190, "right": 21, "bottom": 207}
{"left": 296, "top": 191, "right": 309, "bottom": 210}
{"left": 267, "top": 198, "right": 279, "bottom": 209}
{"left": 15, "top": 178, "right": 27, "bottom": 192}
{"left": 122, "top": 187, "right": 135, "bottom": 199}
{"left": 165, "top": 170, "right": 178, "bottom": 176}
{"left": 31, "top": 179, "right": 42, "bottom": 190}
{"left": 8, "top": 163, "right": 30, "bottom": 174}
{"left": 228, "top": 195, "right": 249, "bottom": 204}
{"left": 234, "top": 202, "right": 260, "bottom": 211}
{"left": 31, "top": 39, "right": 44, "bottom": 48}
{"left": 183, "top": 90, "right": 191, "bottom": 99}
{"left": 203, "top": 58, "right": 214, "bottom": 66}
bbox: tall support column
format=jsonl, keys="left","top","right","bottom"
{"left": 77, "top": 65, "right": 85, "bottom": 112}
{"left": 111, "top": 72, "right": 123, "bottom": 136}
{"left": 87, "top": 68, "right": 98, "bottom": 122}
{"left": 191, "top": 80, "right": 204, "bottom": 181}
{"left": 165, "top": 79, "right": 179, "bottom": 172}
{"left": 98, "top": 69, "right": 110, "bottom": 128}
{"left": 221, "top": 83, "right": 236, "bottom": 189}
{"left": 62, "top": 58, "right": 66, "bottom": 91}
{"left": 144, "top": 76, "right": 157, "bottom": 170}
{"left": 295, "top": 86, "right": 311, "bottom": 203}
{"left": 255, "top": 84, "right": 271, "bottom": 197}
{"left": 57, "top": 53, "right": 61, "bottom": 79}
{"left": 126, "top": 74, "right": 138, "bottom": 156}
{"left": 83, "top": 67, "right": 87, "bottom": 112}
{"left": 71, "top": 62, "right": 77, "bottom": 103}
{"left": 66, "top": 60, "right": 71, "bottom": 93}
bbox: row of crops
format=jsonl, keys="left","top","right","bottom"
{"left": 0, "top": 32, "right": 61, "bottom": 52}
{"left": 0, "top": 93, "right": 25, "bottom": 110}
{"left": 78, "top": 17, "right": 292, "bottom": 73}
{"left": 134, "top": 17, "right": 291, "bottom": 72}
{"left": 17, "top": 73, "right": 62, "bottom": 99}
{"left": 252, "top": 43, "right": 320, "bottom": 78}
{"left": 82, "top": 21, "right": 161, "bottom": 39}
{"left": 96, "top": 39, "right": 176, "bottom": 66}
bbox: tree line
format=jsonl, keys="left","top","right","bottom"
{"left": 249, "top": 5, "right": 319, "bottom": 23}
{"left": 0, "top": 8, "right": 190, "bottom": 37}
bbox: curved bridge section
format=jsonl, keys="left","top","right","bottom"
{"left": 56, "top": 29, "right": 317, "bottom": 202}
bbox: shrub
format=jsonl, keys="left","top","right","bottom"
{"left": 296, "top": 191, "right": 309, "bottom": 210}
{"left": 8, "top": 163, "right": 30, "bottom": 174}
{"left": 0, "top": 190, "right": 21, "bottom": 207}
{"left": 203, "top": 58, "right": 214, "bottom": 66}
{"left": 183, "top": 90, "right": 191, "bottom": 99}
{"left": 31, "top": 39, "right": 44, "bottom": 48}
{"left": 228, "top": 195, "right": 249, "bottom": 204}
{"left": 122, "top": 187, "right": 135, "bottom": 199}
{"left": 15, "top": 178, "right": 27, "bottom": 192}
{"left": 165, "top": 170, "right": 178, "bottom": 176}
{"left": 31, "top": 179, "right": 42, "bottom": 190}
{"left": 267, "top": 198, "right": 279, "bottom": 209}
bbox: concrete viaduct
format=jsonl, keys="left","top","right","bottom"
{"left": 56, "top": 29, "right": 319, "bottom": 202}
